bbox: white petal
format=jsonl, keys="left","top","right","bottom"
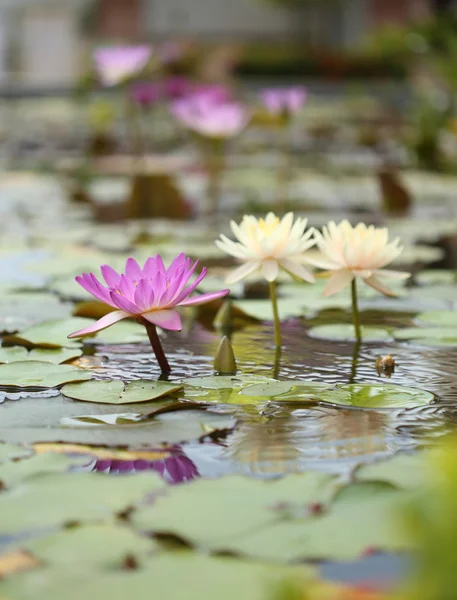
{"left": 363, "top": 275, "right": 396, "bottom": 297}
{"left": 279, "top": 258, "right": 315, "bottom": 283}
{"left": 323, "top": 270, "right": 354, "bottom": 297}
{"left": 226, "top": 261, "right": 260, "bottom": 284}
{"left": 261, "top": 259, "right": 279, "bottom": 282}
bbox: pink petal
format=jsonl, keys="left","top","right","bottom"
{"left": 118, "top": 275, "right": 136, "bottom": 302}
{"left": 134, "top": 279, "right": 152, "bottom": 312}
{"left": 142, "top": 256, "right": 157, "bottom": 278}
{"left": 168, "top": 261, "right": 200, "bottom": 303}
{"left": 100, "top": 265, "right": 121, "bottom": 288}
{"left": 174, "top": 268, "right": 207, "bottom": 304}
{"left": 166, "top": 253, "right": 187, "bottom": 276}
{"left": 109, "top": 291, "right": 139, "bottom": 314}
{"left": 142, "top": 309, "right": 182, "bottom": 331}
{"left": 178, "top": 289, "right": 230, "bottom": 307}
{"left": 76, "top": 274, "right": 112, "bottom": 305}
{"left": 155, "top": 255, "right": 166, "bottom": 276}
{"left": 67, "top": 310, "right": 130, "bottom": 338}
{"left": 125, "top": 258, "right": 142, "bottom": 281}
{"left": 279, "top": 259, "right": 315, "bottom": 283}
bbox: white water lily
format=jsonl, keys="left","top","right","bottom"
{"left": 216, "top": 212, "right": 316, "bottom": 285}
{"left": 314, "top": 220, "right": 410, "bottom": 297}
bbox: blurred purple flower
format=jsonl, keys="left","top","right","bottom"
{"left": 92, "top": 451, "right": 199, "bottom": 484}
{"left": 171, "top": 95, "right": 250, "bottom": 139}
{"left": 191, "top": 84, "right": 233, "bottom": 104}
{"left": 260, "top": 86, "right": 307, "bottom": 117}
{"left": 163, "top": 76, "right": 193, "bottom": 100}
{"left": 93, "top": 45, "right": 153, "bottom": 87}
{"left": 130, "top": 81, "right": 162, "bottom": 108}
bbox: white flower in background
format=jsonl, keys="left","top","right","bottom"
{"left": 216, "top": 212, "right": 316, "bottom": 284}
{"left": 314, "top": 220, "right": 410, "bottom": 297}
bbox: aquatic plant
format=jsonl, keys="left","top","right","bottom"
{"left": 68, "top": 254, "right": 229, "bottom": 372}
{"left": 93, "top": 45, "right": 154, "bottom": 87}
{"left": 216, "top": 212, "right": 316, "bottom": 347}
{"left": 313, "top": 220, "right": 410, "bottom": 342}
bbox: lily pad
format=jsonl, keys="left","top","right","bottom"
{"left": 307, "top": 324, "right": 392, "bottom": 342}
{"left": 240, "top": 381, "right": 294, "bottom": 398}
{"left": 233, "top": 298, "right": 303, "bottom": 321}
{"left": 61, "top": 380, "right": 183, "bottom": 405}
{"left": 416, "top": 269, "right": 457, "bottom": 286}
{"left": 0, "top": 292, "right": 73, "bottom": 333}
{"left": 0, "top": 361, "right": 91, "bottom": 390}
{"left": 318, "top": 383, "right": 435, "bottom": 409}
{"left": 393, "top": 326, "right": 457, "bottom": 346}
{"left": 132, "top": 472, "right": 339, "bottom": 549}
{"left": 0, "top": 347, "right": 82, "bottom": 364}
{"left": 356, "top": 453, "right": 428, "bottom": 490}
{"left": 4, "top": 318, "right": 93, "bottom": 349}
{"left": 182, "top": 374, "right": 280, "bottom": 405}
{"left": 0, "top": 471, "right": 165, "bottom": 535}
{"left": 183, "top": 374, "right": 276, "bottom": 391}
{"left": 416, "top": 311, "right": 457, "bottom": 327}
{"left": 90, "top": 321, "right": 149, "bottom": 344}
{"left": 25, "top": 524, "right": 158, "bottom": 570}
{"left": 0, "top": 452, "right": 88, "bottom": 488}
{"left": 0, "top": 442, "right": 33, "bottom": 463}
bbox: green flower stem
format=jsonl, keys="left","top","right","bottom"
{"left": 206, "top": 139, "right": 225, "bottom": 215}
{"left": 351, "top": 277, "right": 362, "bottom": 343}
{"left": 269, "top": 280, "right": 282, "bottom": 348}
{"left": 140, "top": 319, "right": 171, "bottom": 373}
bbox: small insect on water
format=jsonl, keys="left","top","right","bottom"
{"left": 375, "top": 354, "right": 395, "bottom": 378}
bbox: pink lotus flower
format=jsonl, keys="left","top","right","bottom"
{"left": 191, "top": 84, "right": 233, "bottom": 104}
{"left": 68, "top": 254, "right": 229, "bottom": 371}
{"left": 93, "top": 45, "right": 153, "bottom": 87}
{"left": 171, "top": 95, "right": 250, "bottom": 139}
{"left": 260, "top": 86, "right": 307, "bottom": 117}
{"left": 130, "top": 81, "right": 162, "bottom": 108}
{"left": 69, "top": 254, "right": 229, "bottom": 337}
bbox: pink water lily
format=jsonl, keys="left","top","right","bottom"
{"left": 260, "top": 86, "right": 307, "bottom": 117}
{"left": 68, "top": 254, "right": 229, "bottom": 371}
{"left": 94, "top": 45, "right": 153, "bottom": 87}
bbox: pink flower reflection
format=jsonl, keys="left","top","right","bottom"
{"left": 92, "top": 451, "right": 199, "bottom": 484}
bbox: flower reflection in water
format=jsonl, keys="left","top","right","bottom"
{"left": 87, "top": 447, "right": 199, "bottom": 484}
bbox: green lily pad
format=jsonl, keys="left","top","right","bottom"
{"left": 0, "top": 471, "right": 165, "bottom": 535}
{"left": 182, "top": 374, "right": 279, "bottom": 405}
{"left": 356, "top": 453, "right": 428, "bottom": 490}
{"left": 239, "top": 381, "right": 294, "bottom": 398}
{"left": 0, "top": 347, "right": 82, "bottom": 364}
{"left": 416, "top": 269, "right": 457, "bottom": 286}
{"left": 0, "top": 442, "right": 33, "bottom": 463}
{"left": 0, "top": 452, "right": 88, "bottom": 488}
{"left": 318, "top": 383, "right": 435, "bottom": 409}
{"left": 1, "top": 553, "right": 312, "bottom": 600}
{"left": 393, "top": 326, "right": 457, "bottom": 345}
{"left": 25, "top": 524, "right": 158, "bottom": 570}
{"left": 233, "top": 298, "right": 303, "bottom": 321}
{"left": 183, "top": 374, "right": 276, "bottom": 391}
{"left": 61, "top": 380, "right": 183, "bottom": 405}
{"left": 4, "top": 318, "right": 93, "bottom": 349}
{"left": 90, "top": 321, "right": 149, "bottom": 344}
{"left": 224, "top": 482, "right": 410, "bottom": 562}
{"left": 408, "top": 284, "right": 457, "bottom": 306}
{"left": 0, "top": 361, "right": 91, "bottom": 389}
{"left": 416, "top": 311, "right": 457, "bottom": 327}
{"left": 307, "top": 324, "right": 392, "bottom": 342}
{"left": 132, "top": 472, "right": 339, "bottom": 549}
{"left": 0, "top": 292, "right": 73, "bottom": 333}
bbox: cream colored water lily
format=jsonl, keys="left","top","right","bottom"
{"left": 215, "top": 212, "right": 316, "bottom": 285}
{"left": 314, "top": 220, "right": 410, "bottom": 297}
{"left": 216, "top": 212, "right": 316, "bottom": 348}
{"left": 313, "top": 220, "right": 410, "bottom": 342}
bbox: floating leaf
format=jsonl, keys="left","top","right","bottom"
{"left": 0, "top": 442, "right": 33, "bottom": 463}
{"left": 25, "top": 524, "right": 158, "bottom": 570}
{"left": 318, "top": 383, "right": 435, "bottom": 409}
{"left": 356, "top": 453, "right": 428, "bottom": 490}
{"left": 240, "top": 382, "right": 294, "bottom": 398}
{"left": 0, "top": 362, "right": 91, "bottom": 390}
{"left": 416, "top": 311, "right": 457, "bottom": 327}
{"left": 0, "top": 471, "right": 165, "bottom": 535}
{"left": 61, "top": 380, "right": 183, "bottom": 405}
{"left": 307, "top": 324, "right": 392, "bottom": 342}
{"left": 393, "top": 326, "right": 457, "bottom": 346}
{"left": 183, "top": 374, "right": 275, "bottom": 391}
{"left": 132, "top": 473, "right": 339, "bottom": 549}
{"left": 4, "top": 318, "right": 92, "bottom": 349}
{"left": 0, "top": 347, "right": 82, "bottom": 364}
{"left": 0, "top": 292, "right": 73, "bottom": 333}
{"left": 233, "top": 298, "right": 303, "bottom": 321}
{"left": 89, "top": 321, "right": 149, "bottom": 345}
{"left": 416, "top": 269, "right": 457, "bottom": 286}
{"left": 32, "top": 443, "right": 171, "bottom": 462}
{"left": 0, "top": 452, "right": 88, "bottom": 488}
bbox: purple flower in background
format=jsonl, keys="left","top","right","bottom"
{"left": 191, "top": 84, "right": 233, "bottom": 104}
{"left": 68, "top": 254, "right": 229, "bottom": 338}
{"left": 260, "top": 86, "right": 307, "bottom": 117}
{"left": 93, "top": 45, "right": 153, "bottom": 87}
{"left": 91, "top": 449, "right": 200, "bottom": 484}
{"left": 171, "top": 95, "right": 250, "bottom": 139}
{"left": 130, "top": 81, "right": 162, "bottom": 108}
{"left": 163, "top": 76, "right": 193, "bottom": 100}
